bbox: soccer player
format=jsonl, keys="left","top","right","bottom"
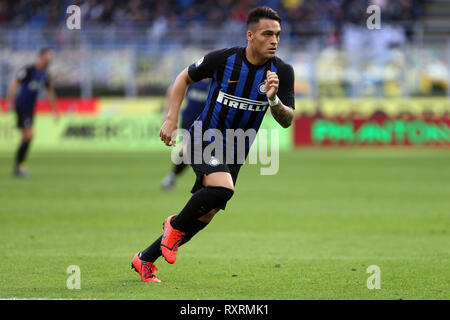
{"left": 131, "top": 6, "right": 294, "bottom": 282}
{"left": 5, "top": 48, "right": 58, "bottom": 177}
{"left": 160, "top": 78, "right": 211, "bottom": 191}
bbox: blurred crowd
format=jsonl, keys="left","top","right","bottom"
{"left": 1, "top": 1, "right": 447, "bottom": 99}
{"left": 0, "top": 0, "right": 423, "bottom": 29}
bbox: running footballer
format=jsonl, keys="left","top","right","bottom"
{"left": 132, "top": 6, "right": 294, "bottom": 282}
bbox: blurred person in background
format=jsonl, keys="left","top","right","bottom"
{"left": 5, "top": 48, "right": 58, "bottom": 177}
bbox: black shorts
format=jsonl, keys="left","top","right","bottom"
{"left": 188, "top": 135, "right": 242, "bottom": 210}
{"left": 16, "top": 110, "right": 34, "bottom": 129}
{"left": 190, "top": 161, "right": 241, "bottom": 192}
{"left": 180, "top": 120, "right": 192, "bottom": 131}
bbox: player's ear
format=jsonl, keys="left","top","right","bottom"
{"left": 246, "top": 30, "right": 253, "bottom": 41}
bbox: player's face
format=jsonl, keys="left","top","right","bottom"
{"left": 248, "top": 18, "right": 281, "bottom": 59}
{"left": 39, "top": 51, "right": 53, "bottom": 69}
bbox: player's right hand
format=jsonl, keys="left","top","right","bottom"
{"left": 160, "top": 118, "right": 178, "bottom": 147}
{"left": 4, "top": 101, "right": 13, "bottom": 113}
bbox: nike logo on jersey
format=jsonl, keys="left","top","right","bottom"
{"left": 227, "top": 79, "right": 239, "bottom": 83}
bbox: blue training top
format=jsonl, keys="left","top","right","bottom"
{"left": 15, "top": 65, "right": 50, "bottom": 114}
{"left": 181, "top": 78, "right": 210, "bottom": 128}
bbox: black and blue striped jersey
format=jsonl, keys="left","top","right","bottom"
{"left": 15, "top": 65, "right": 50, "bottom": 114}
{"left": 187, "top": 46, "right": 295, "bottom": 160}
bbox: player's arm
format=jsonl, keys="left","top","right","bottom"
{"left": 266, "top": 65, "right": 295, "bottom": 128}
{"left": 268, "top": 96, "right": 294, "bottom": 128}
{"left": 46, "top": 75, "right": 59, "bottom": 120}
{"left": 162, "top": 84, "right": 173, "bottom": 119}
{"left": 160, "top": 68, "right": 193, "bottom": 146}
{"left": 5, "top": 79, "right": 19, "bottom": 112}
{"left": 6, "top": 66, "right": 30, "bottom": 113}
{"left": 160, "top": 48, "right": 230, "bottom": 146}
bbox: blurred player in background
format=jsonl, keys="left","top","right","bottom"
{"left": 131, "top": 6, "right": 295, "bottom": 282}
{"left": 5, "top": 48, "right": 58, "bottom": 177}
{"left": 160, "top": 78, "right": 211, "bottom": 191}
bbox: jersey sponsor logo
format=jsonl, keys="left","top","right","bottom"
{"left": 216, "top": 91, "right": 268, "bottom": 112}
{"left": 28, "top": 80, "right": 42, "bottom": 91}
{"left": 27, "top": 78, "right": 47, "bottom": 92}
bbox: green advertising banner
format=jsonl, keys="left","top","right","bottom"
{"left": 0, "top": 113, "right": 164, "bottom": 151}
{"left": 294, "top": 116, "right": 450, "bottom": 146}
{"left": 0, "top": 107, "right": 291, "bottom": 152}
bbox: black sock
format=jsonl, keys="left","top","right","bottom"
{"left": 139, "top": 235, "right": 163, "bottom": 263}
{"left": 180, "top": 219, "right": 208, "bottom": 245}
{"left": 173, "top": 163, "right": 186, "bottom": 176}
{"left": 170, "top": 186, "right": 234, "bottom": 233}
{"left": 15, "top": 140, "right": 30, "bottom": 167}
{"left": 139, "top": 219, "right": 208, "bottom": 262}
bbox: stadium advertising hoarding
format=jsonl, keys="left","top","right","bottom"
{"left": 294, "top": 116, "right": 450, "bottom": 146}
{"left": 0, "top": 98, "right": 291, "bottom": 151}
{"left": 2, "top": 97, "right": 449, "bottom": 150}
{"left": 293, "top": 98, "right": 450, "bottom": 147}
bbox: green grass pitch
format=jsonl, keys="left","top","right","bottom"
{"left": 0, "top": 148, "right": 448, "bottom": 299}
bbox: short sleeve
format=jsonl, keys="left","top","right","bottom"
{"left": 277, "top": 63, "right": 295, "bottom": 110}
{"left": 188, "top": 48, "right": 233, "bottom": 82}
{"left": 16, "top": 66, "right": 31, "bottom": 83}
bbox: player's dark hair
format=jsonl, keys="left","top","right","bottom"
{"left": 38, "top": 47, "right": 52, "bottom": 56}
{"left": 246, "top": 6, "right": 281, "bottom": 29}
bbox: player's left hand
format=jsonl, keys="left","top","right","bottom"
{"left": 265, "top": 71, "right": 279, "bottom": 101}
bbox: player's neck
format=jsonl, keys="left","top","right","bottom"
{"left": 35, "top": 61, "right": 46, "bottom": 71}
{"left": 245, "top": 46, "right": 269, "bottom": 66}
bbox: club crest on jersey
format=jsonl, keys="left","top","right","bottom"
{"left": 208, "top": 156, "right": 221, "bottom": 167}
{"left": 258, "top": 82, "right": 267, "bottom": 94}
